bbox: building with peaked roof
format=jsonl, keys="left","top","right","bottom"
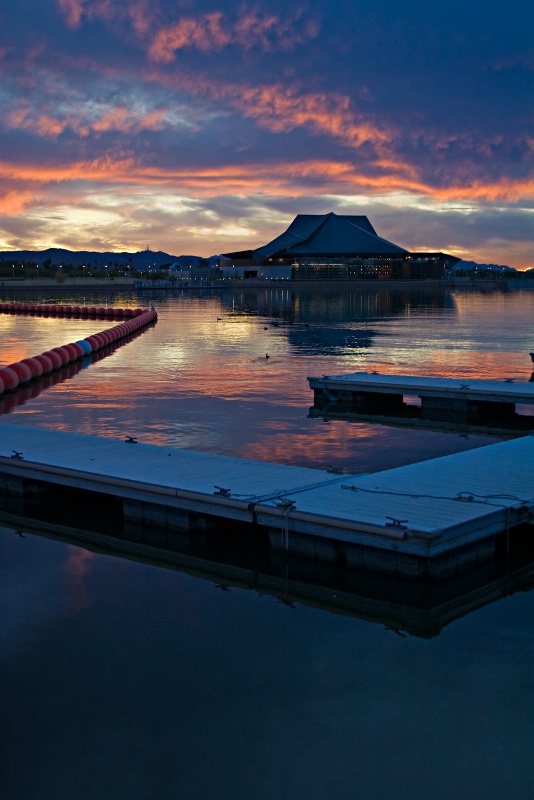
{"left": 221, "top": 212, "right": 459, "bottom": 281}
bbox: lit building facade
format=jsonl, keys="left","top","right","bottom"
{"left": 221, "top": 213, "right": 458, "bottom": 281}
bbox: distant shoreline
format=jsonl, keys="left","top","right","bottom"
{"left": 1, "top": 276, "right": 532, "bottom": 292}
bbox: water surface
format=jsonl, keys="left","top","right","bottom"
{"left": 1, "top": 285, "right": 534, "bottom": 799}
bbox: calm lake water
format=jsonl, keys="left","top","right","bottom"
{"left": 2, "top": 285, "right": 534, "bottom": 799}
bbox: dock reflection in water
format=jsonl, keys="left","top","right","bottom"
{"left": 2, "top": 509, "right": 534, "bottom": 640}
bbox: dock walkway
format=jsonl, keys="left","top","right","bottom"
{"left": 308, "top": 372, "right": 534, "bottom": 428}
{"left": 308, "top": 372, "right": 534, "bottom": 404}
{"left": 1, "top": 422, "right": 533, "bottom": 575}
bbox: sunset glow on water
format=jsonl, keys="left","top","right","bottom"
{"left": 2, "top": 285, "right": 534, "bottom": 800}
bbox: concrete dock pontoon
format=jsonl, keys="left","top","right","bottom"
{"left": 0, "top": 422, "right": 533, "bottom": 577}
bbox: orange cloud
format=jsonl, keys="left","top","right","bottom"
{"left": 2, "top": 154, "right": 534, "bottom": 204}
{"left": 233, "top": 84, "right": 391, "bottom": 148}
{"left": 55, "top": 2, "right": 319, "bottom": 57}
{"left": 5, "top": 70, "right": 392, "bottom": 156}
{"left": 89, "top": 107, "right": 168, "bottom": 134}
{"left": 149, "top": 13, "right": 231, "bottom": 62}
{"left": 0, "top": 189, "right": 39, "bottom": 215}
{"left": 57, "top": 0, "right": 157, "bottom": 34}
{"left": 141, "top": 67, "right": 392, "bottom": 150}
{"left": 34, "top": 115, "right": 69, "bottom": 137}
{"left": 0, "top": 156, "right": 138, "bottom": 184}
{"left": 148, "top": 9, "right": 319, "bottom": 62}
{"left": 7, "top": 102, "right": 170, "bottom": 139}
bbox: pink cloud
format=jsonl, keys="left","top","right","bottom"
{"left": 235, "top": 9, "right": 320, "bottom": 50}
{"left": 89, "top": 107, "right": 168, "bottom": 134}
{"left": 6, "top": 101, "right": 170, "bottom": 139}
{"left": 234, "top": 11, "right": 281, "bottom": 50}
{"left": 233, "top": 84, "right": 391, "bottom": 148}
{"left": 57, "top": 0, "right": 86, "bottom": 29}
{"left": 148, "top": 8, "right": 319, "bottom": 62}
{"left": 128, "top": 0, "right": 154, "bottom": 35}
{"left": 149, "top": 13, "right": 231, "bottom": 62}
{"left": 56, "top": 0, "right": 157, "bottom": 34}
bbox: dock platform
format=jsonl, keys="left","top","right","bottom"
{"left": 0, "top": 422, "right": 533, "bottom": 577}
{"left": 308, "top": 371, "right": 534, "bottom": 428}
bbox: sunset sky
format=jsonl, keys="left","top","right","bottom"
{"left": 2, "top": 0, "right": 533, "bottom": 267}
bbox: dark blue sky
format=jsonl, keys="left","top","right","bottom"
{"left": 2, "top": 0, "right": 533, "bottom": 266}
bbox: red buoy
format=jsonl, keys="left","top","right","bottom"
{"left": 62, "top": 344, "right": 79, "bottom": 361}
{"left": 41, "top": 350, "right": 63, "bottom": 369}
{"left": 50, "top": 346, "right": 71, "bottom": 365}
{"left": 7, "top": 362, "right": 32, "bottom": 384}
{"left": 85, "top": 335, "right": 100, "bottom": 350}
{"left": 20, "top": 357, "right": 44, "bottom": 378}
{"left": 34, "top": 354, "right": 54, "bottom": 374}
{"left": 93, "top": 333, "right": 106, "bottom": 348}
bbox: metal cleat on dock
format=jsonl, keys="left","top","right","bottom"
{"left": 214, "top": 486, "right": 231, "bottom": 496}
{"left": 456, "top": 492, "right": 475, "bottom": 502}
{"left": 124, "top": 436, "right": 138, "bottom": 443}
{"left": 276, "top": 498, "right": 296, "bottom": 510}
{"left": 385, "top": 516, "right": 408, "bottom": 529}
{"left": 11, "top": 450, "right": 23, "bottom": 459}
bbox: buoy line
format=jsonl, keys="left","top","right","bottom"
{"left": 0, "top": 305, "right": 157, "bottom": 395}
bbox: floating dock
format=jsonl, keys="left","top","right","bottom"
{"left": 0, "top": 422, "right": 533, "bottom": 577}
{"left": 308, "top": 371, "right": 534, "bottom": 429}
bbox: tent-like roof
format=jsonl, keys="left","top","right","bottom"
{"left": 223, "top": 213, "right": 409, "bottom": 264}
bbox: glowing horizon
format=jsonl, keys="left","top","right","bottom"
{"left": 2, "top": 1, "right": 533, "bottom": 269}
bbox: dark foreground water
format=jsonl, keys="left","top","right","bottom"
{"left": 1, "top": 285, "right": 534, "bottom": 799}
